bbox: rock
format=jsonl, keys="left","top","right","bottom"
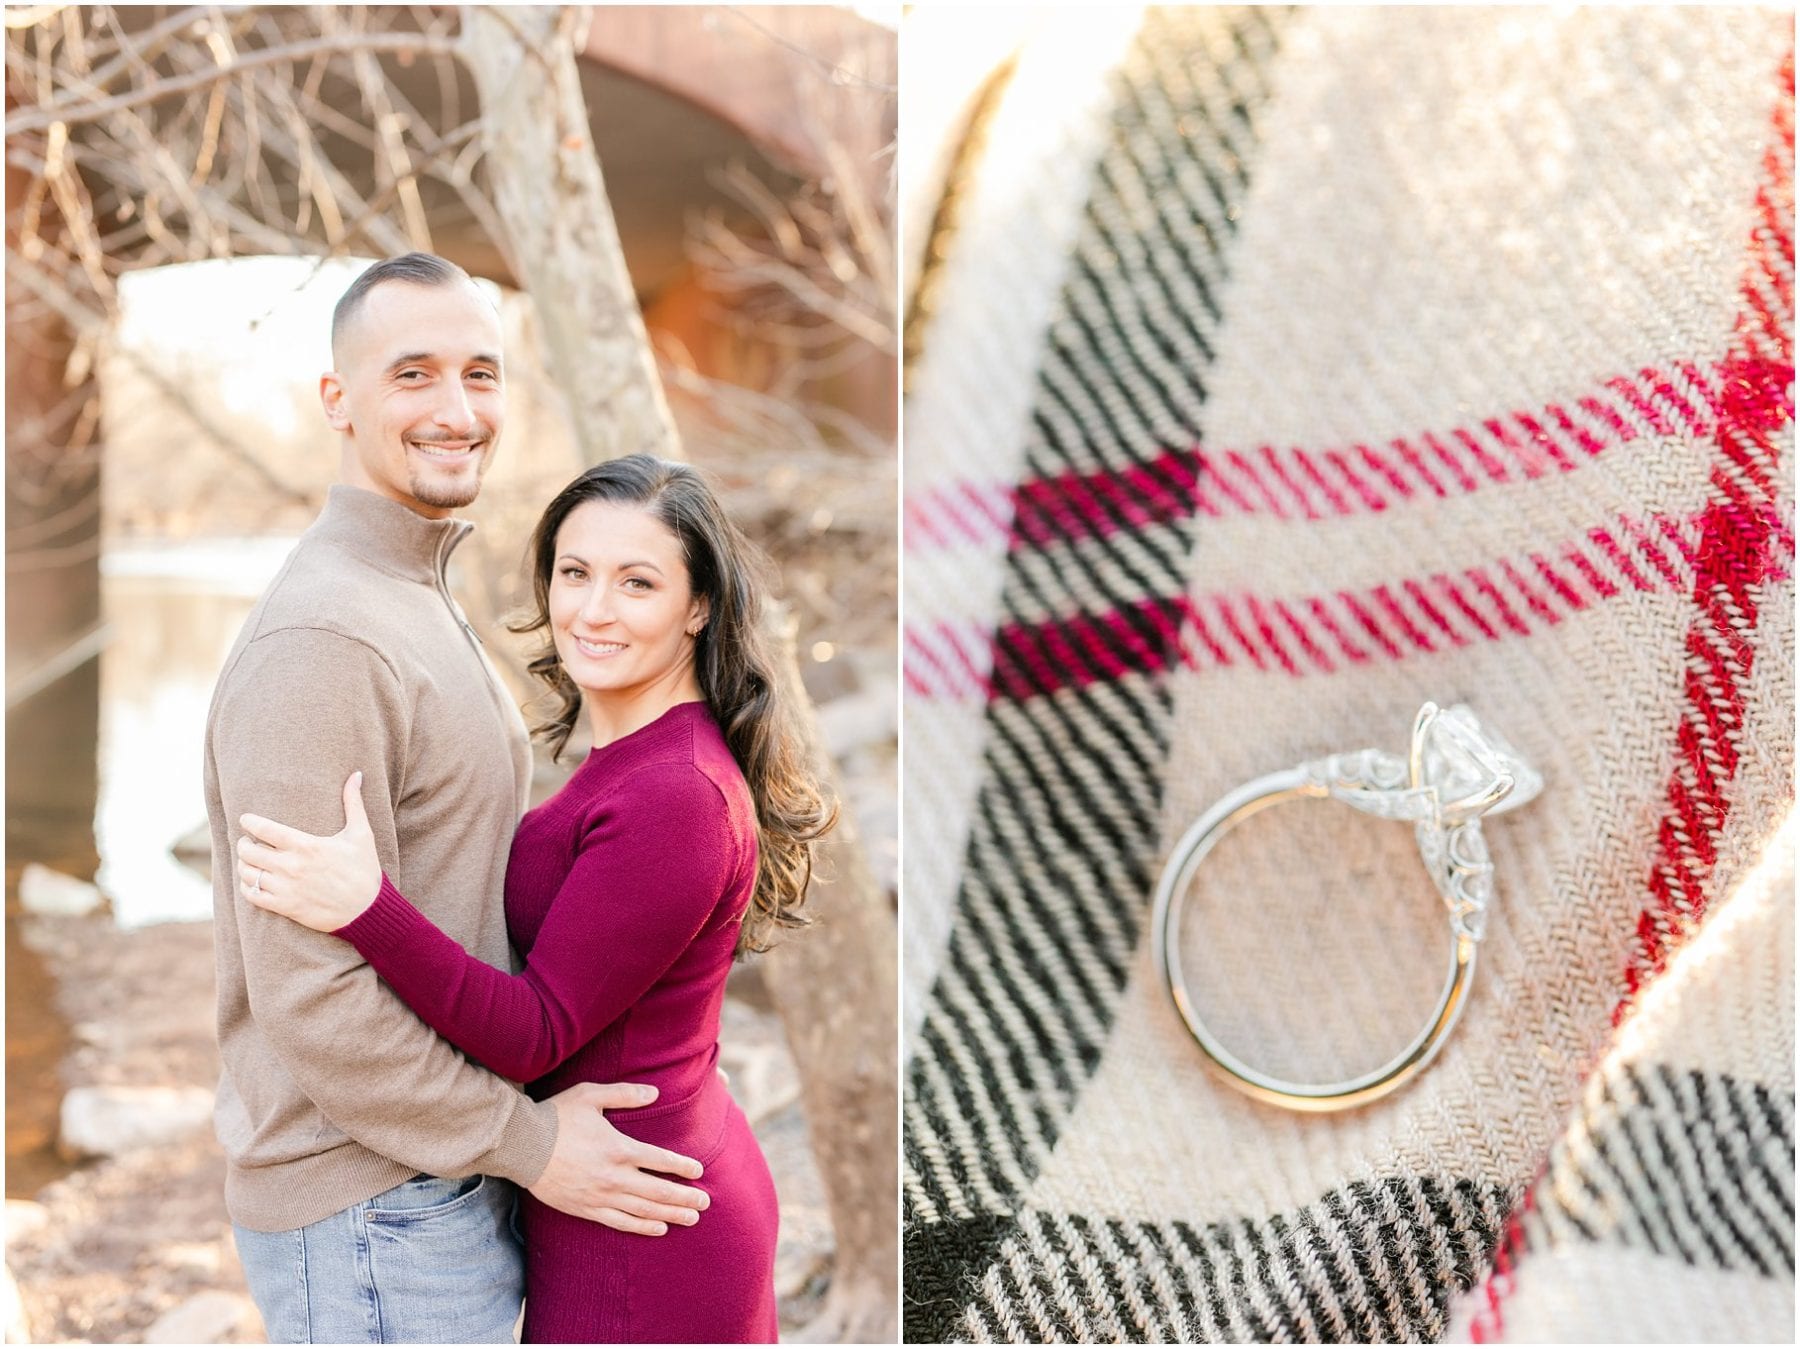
{"left": 3, "top": 1203, "right": 48, "bottom": 1249}
{"left": 2, "top": 1261, "right": 28, "bottom": 1344}
{"left": 170, "top": 822, "right": 214, "bottom": 883}
{"left": 725, "top": 957, "right": 773, "bottom": 1010}
{"left": 775, "top": 1246, "right": 832, "bottom": 1301}
{"left": 17, "top": 864, "right": 103, "bottom": 917}
{"left": 842, "top": 782, "right": 899, "bottom": 895}
{"left": 718, "top": 1042, "right": 799, "bottom": 1127}
{"left": 57, "top": 1086, "right": 213, "bottom": 1160}
{"left": 160, "top": 1242, "right": 222, "bottom": 1275}
{"left": 143, "top": 1291, "right": 258, "bottom": 1344}
{"left": 815, "top": 690, "right": 897, "bottom": 759}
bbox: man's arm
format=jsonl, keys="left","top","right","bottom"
{"left": 214, "top": 624, "right": 556, "bottom": 1184}
{"left": 333, "top": 761, "right": 729, "bottom": 1084}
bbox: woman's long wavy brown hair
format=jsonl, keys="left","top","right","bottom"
{"left": 509, "top": 455, "right": 836, "bottom": 953}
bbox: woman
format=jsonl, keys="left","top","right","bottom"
{"left": 232, "top": 454, "right": 834, "bottom": 1343}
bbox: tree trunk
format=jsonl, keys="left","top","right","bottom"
{"left": 461, "top": 8, "right": 898, "bottom": 1338}
{"left": 460, "top": 6, "right": 676, "bottom": 462}
{"left": 5, "top": 117, "right": 103, "bottom": 876}
{"left": 5, "top": 107, "right": 104, "bottom": 1208}
{"left": 763, "top": 614, "right": 899, "bottom": 1344}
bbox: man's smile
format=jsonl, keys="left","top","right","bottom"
{"left": 407, "top": 438, "right": 482, "bottom": 460}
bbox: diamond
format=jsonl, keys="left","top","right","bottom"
{"left": 1416, "top": 704, "right": 1543, "bottom": 820}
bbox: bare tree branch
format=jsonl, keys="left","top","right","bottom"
{"left": 6, "top": 28, "right": 462, "bottom": 136}
{"left": 4, "top": 485, "right": 102, "bottom": 549}
{"left": 4, "top": 7, "right": 76, "bottom": 33}
{"left": 117, "top": 344, "right": 317, "bottom": 503}
{"left": 79, "top": 7, "right": 211, "bottom": 94}
{"left": 7, "top": 244, "right": 316, "bottom": 503}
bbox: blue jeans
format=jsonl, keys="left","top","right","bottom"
{"left": 233, "top": 1174, "right": 523, "bottom": 1343}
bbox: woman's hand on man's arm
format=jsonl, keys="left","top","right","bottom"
{"left": 236, "top": 771, "right": 383, "bottom": 931}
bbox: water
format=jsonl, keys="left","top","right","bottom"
{"left": 4, "top": 542, "right": 286, "bottom": 1195}
{"left": 96, "top": 539, "right": 299, "bottom": 927}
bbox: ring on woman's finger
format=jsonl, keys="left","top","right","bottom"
{"left": 249, "top": 866, "right": 264, "bottom": 894}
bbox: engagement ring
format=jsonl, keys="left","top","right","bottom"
{"left": 1148, "top": 702, "right": 1542, "bottom": 1112}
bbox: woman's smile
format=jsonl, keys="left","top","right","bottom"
{"left": 571, "top": 636, "right": 627, "bottom": 659}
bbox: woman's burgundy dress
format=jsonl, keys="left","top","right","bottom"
{"left": 337, "top": 700, "right": 779, "bottom": 1343}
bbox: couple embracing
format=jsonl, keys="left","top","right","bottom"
{"left": 206, "top": 252, "right": 832, "bottom": 1343}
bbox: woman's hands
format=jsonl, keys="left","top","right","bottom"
{"left": 237, "top": 773, "right": 383, "bottom": 933}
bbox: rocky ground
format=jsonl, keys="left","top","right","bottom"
{"left": 5, "top": 902, "right": 835, "bottom": 1344}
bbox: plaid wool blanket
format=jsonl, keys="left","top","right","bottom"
{"left": 901, "top": 8, "right": 1795, "bottom": 1342}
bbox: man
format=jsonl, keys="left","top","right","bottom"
{"left": 207, "top": 252, "right": 708, "bottom": 1344}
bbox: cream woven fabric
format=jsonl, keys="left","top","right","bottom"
{"left": 902, "top": 7, "right": 1794, "bottom": 1341}
{"left": 1448, "top": 816, "right": 1795, "bottom": 1343}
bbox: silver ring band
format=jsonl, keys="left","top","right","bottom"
{"left": 1149, "top": 702, "right": 1541, "bottom": 1112}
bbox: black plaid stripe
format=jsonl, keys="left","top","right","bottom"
{"left": 948, "top": 1179, "right": 1512, "bottom": 1343}
{"left": 904, "top": 8, "right": 1286, "bottom": 1337}
{"left": 1530, "top": 1062, "right": 1795, "bottom": 1278}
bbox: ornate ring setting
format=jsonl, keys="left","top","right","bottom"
{"left": 1149, "top": 702, "right": 1542, "bottom": 1112}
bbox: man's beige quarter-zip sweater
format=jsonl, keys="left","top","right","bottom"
{"left": 206, "top": 485, "right": 557, "bottom": 1231}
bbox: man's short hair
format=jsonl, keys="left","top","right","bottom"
{"left": 330, "top": 252, "right": 474, "bottom": 360}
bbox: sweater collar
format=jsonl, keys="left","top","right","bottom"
{"left": 582, "top": 699, "right": 710, "bottom": 768}
{"left": 312, "top": 484, "right": 474, "bottom": 584}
